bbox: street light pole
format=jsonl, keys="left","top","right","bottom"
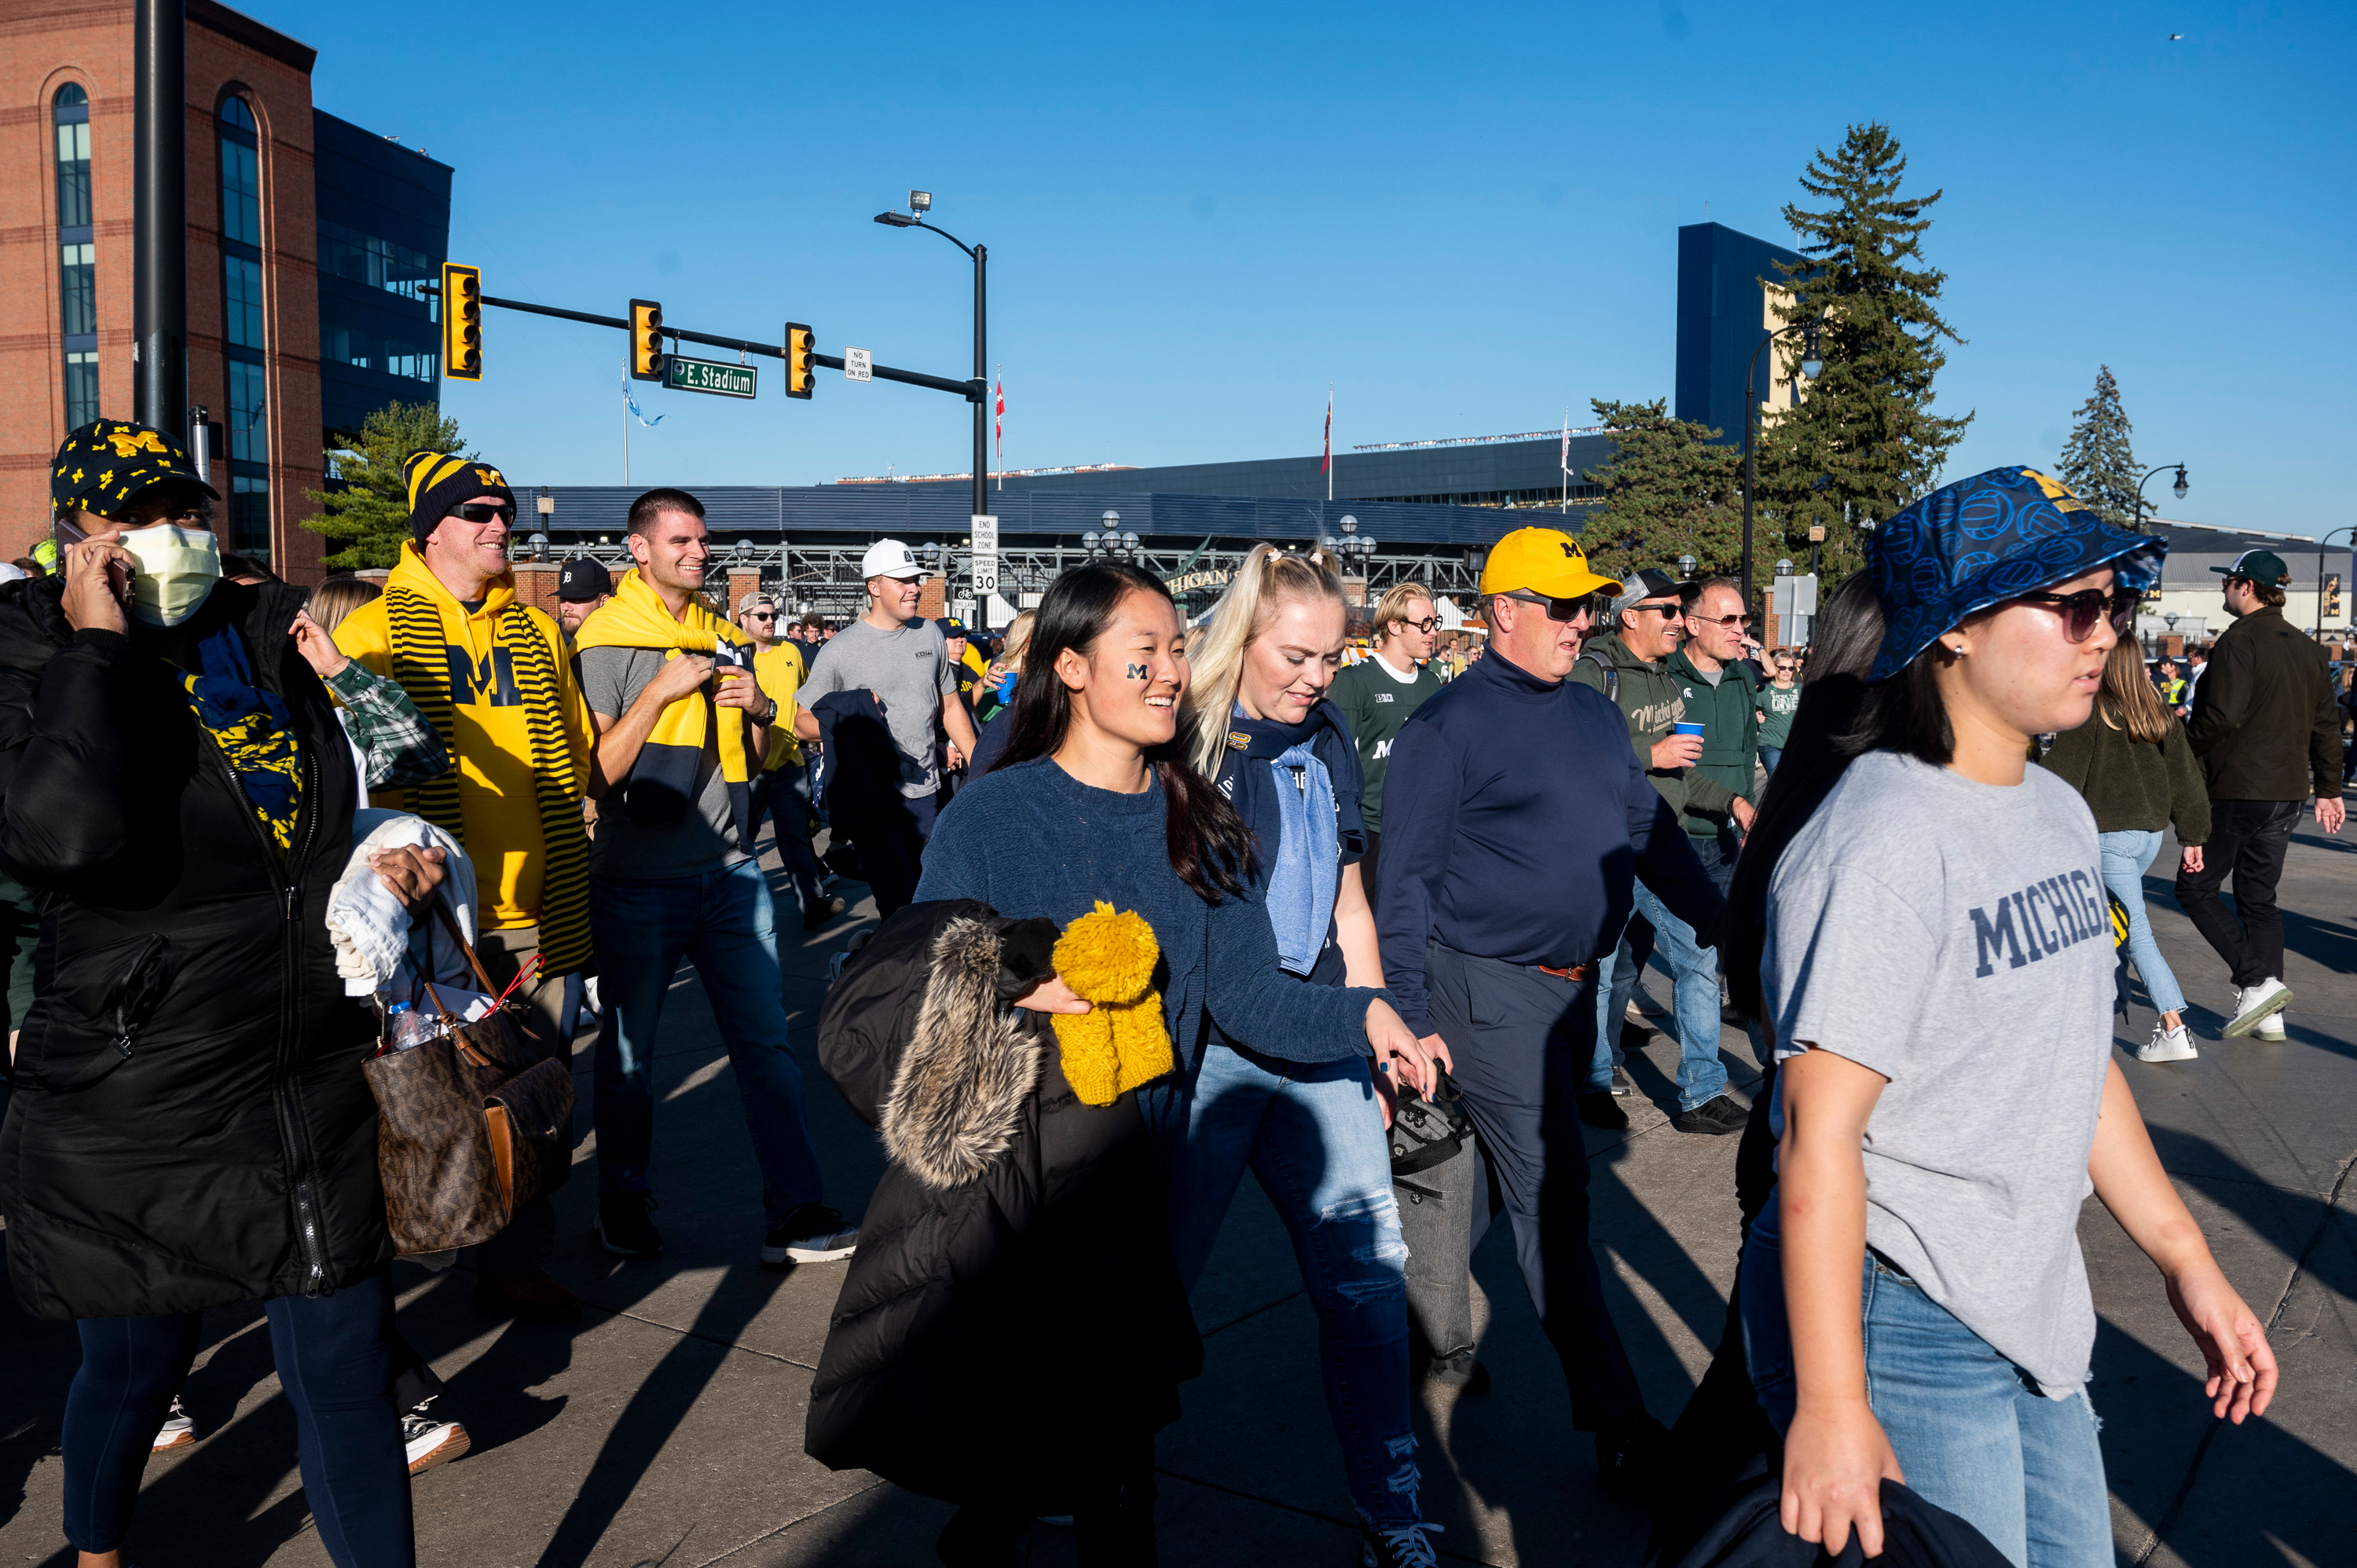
{"left": 1740, "top": 318, "right": 1825, "bottom": 617}
{"left": 133, "top": 0, "right": 186, "bottom": 434}
{"left": 876, "top": 194, "right": 988, "bottom": 521}
{"left": 2131, "top": 463, "right": 2188, "bottom": 533}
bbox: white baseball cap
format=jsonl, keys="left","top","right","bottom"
{"left": 860, "top": 538, "right": 927, "bottom": 580}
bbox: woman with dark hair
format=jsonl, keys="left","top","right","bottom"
{"left": 1736, "top": 469, "right": 2278, "bottom": 1565}
{"left": 882, "top": 561, "right": 1424, "bottom": 1566}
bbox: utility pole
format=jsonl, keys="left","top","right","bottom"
{"left": 972, "top": 244, "right": 988, "bottom": 522}
{"left": 133, "top": 0, "right": 186, "bottom": 434}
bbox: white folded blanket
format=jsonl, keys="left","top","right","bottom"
{"left": 327, "top": 809, "right": 479, "bottom": 998}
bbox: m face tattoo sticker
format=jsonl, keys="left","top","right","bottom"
{"left": 1126, "top": 663, "right": 1149, "bottom": 680}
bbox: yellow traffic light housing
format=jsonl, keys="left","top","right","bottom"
{"left": 629, "top": 299, "right": 665, "bottom": 381}
{"left": 785, "top": 322, "right": 815, "bottom": 400}
{"left": 441, "top": 263, "right": 481, "bottom": 381}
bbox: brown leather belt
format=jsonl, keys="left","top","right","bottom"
{"left": 1532, "top": 962, "right": 1596, "bottom": 983}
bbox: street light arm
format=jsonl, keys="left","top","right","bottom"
{"left": 907, "top": 220, "right": 976, "bottom": 259}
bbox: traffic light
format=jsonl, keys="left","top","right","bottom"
{"left": 441, "top": 263, "right": 481, "bottom": 380}
{"left": 785, "top": 322, "right": 815, "bottom": 399}
{"left": 629, "top": 299, "right": 665, "bottom": 381}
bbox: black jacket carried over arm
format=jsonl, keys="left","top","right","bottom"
{"left": 805, "top": 899, "right": 1200, "bottom": 1510}
{"left": 0, "top": 577, "right": 383, "bottom": 1320}
{"left": 2184, "top": 605, "right": 2341, "bottom": 802}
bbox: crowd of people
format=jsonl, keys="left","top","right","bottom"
{"left": 0, "top": 421, "right": 2331, "bottom": 1568}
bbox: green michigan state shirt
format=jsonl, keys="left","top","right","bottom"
{"left": 1329, "top": 653, "right": 1447, "bottom": 831}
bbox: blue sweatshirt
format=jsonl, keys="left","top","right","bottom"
{"left": 1373, "top": 644, "right": 1726, "bottom": 1036}
{"left": 915, "top": 756, "right": 1377, "bottom": 1075}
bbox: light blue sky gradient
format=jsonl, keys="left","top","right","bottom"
{"left": 259, "top": 0, "right": 2351, "bottom": 538}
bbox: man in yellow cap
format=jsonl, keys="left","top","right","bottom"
{"left": 1373, "top": 526, "right": 1725, "bottom": 1500}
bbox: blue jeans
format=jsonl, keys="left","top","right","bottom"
{"left": 1741, "top": 1210, "right": 2111, "bottom": 1567}
{"left": 1590, "top": 879, "right": 1728, "bottom": 1111}
{"left": 753, "top": 760, "right": 826, "bottom": 915}
{"left": 65, "top": 1273, "right": 411, "bottom": 1565}
{"left": 2099, "top": 830, "right": 2186, "bottom": 1018}
{"left": 591, "top": 861, "right": 827, "bottom": 1227}
{"left": 1162, "top": 1040, "right": 1420, "bottom": 1527}
{"left": 1758, "top": 746, "right": 1783, "bottom": 776}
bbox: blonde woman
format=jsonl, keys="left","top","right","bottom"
{"left": 969, "top": 609, "right": 1033, "bottom": 772}
{"left": 1170, "top": 544, "right": 1440, "bottom": 1564}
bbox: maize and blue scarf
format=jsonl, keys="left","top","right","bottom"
{"left": 178, "top": 624, "right": 302, "bottom": 855}
{"left": 1216, "top": 702, "right": 1365, "bottom": 977}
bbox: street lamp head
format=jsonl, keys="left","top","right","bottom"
{"left": 1776, "top": 558, "right": 1793, "bottom": 577}
{"left": 874, "top": 210, "right": 922, "bottom": 227}
{"left": 1339, "top": 515, "right": 1358, "bottom": 534}
{"left": 1082, "top": 531, "right": 1101, "bottom": 550}
{"left": 2164, "top": 612, "right": 2179, "bottom": 629}
{"left": 1360, "top": 536, "right": 1378, "bottom": 555}
{"left": 1101, "top": 510, "right": 1121, "bottom": 529}
{"left": 1679, "top": 554, "right": 1697, "bottom": 579}
{"left": 908, "top": 190, "right": 931, "bottom": 214}
{"left": 735, "top": 539, "right": 754, "bottom": 566}
{"left": 527, "top": 531, "right": 550, "bottom": 561}
{"left": 1121, "top": 531, "right": 1139, "bottom": 552}
{"left": 1799, "top": 321, "right": 1826, "bottom": 380}
{"left": 2173, "top": 466, "right": 2189, "bottom": 500}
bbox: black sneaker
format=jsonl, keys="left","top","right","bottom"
{"left": 595, "top": 1193, "right": 663, "bottom": 1259}
{"left": 802, "top": 895, "right": 847, "bottom": 930}
{"left": 1675, "top": 1095, "right": 1747, "bottom": 1136}
{"left": 762, "top": 1203, "right": 859, "bottom": 1265}
{"left": 1578, "top": 1091, "right": 1629, "bottom": 1130}
{"left": 1424, "top": 1348, "right": 1491, "bottom": 1394}
{"left": 1359, "top": 1516, "right": 1445, "bottom": 1568}
{"left": 1611, "top": 1064, "right": 1635, "bottom": 1095}
{"left": 1595, "top": 1411, "right": 1669, "bottom": 1501}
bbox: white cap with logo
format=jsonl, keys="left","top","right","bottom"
{"left": 861, "top": 538, "right": 927, "bottom": 581}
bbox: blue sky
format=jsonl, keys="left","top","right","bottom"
{"left": 258, "top": 0, "right": 2351, "bottom": 537}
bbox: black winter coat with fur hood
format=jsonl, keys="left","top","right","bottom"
{"left": 805, "top": 899, "right": 1201, "bottom": 1508}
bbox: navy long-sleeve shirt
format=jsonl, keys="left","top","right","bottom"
{"left": 1374, "top": 645, "right": 1726, "bottom": 1036}
{"left": 916, "top": 756, "right": 1376, "bottom": 1076}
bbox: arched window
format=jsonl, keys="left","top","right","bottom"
{"left": 53, "top": 83, "right": 97, "bottom": 427}
{"left": 217, "top": 94, "right": 269, "bottom": 558}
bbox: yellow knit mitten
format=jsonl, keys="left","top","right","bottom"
{"left": 1049, "top": 901, "right": 1171, "bottom": 1106}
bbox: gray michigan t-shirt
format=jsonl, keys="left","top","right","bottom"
{"left": 804, "top": 617, "right": 957, "bottom": 798}
{"left": 1761, "top": 750, "right": 2113, "bottom": 1395}
{"left": 578, "top": 646, "right": 749, "bottom": 879}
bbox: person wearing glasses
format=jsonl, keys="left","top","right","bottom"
{"left": 1758, "top": 648, "right": 1802, "bottom": 775}
{"left": 2175, "top": 548, "right": 2345, "bottom": 1040}
{"left": 1671, "top": 577, "right": 1764, "bottom": 888}
{"left": 1573, "top": 569, "right": 1755, "bottom": 1136}
{"left": 1328, "top": 581, "right": 1445, "bottom": 899}
{"left": 1377, "top": 528, "right": 1724, "bottom": 1500}
{"left": 1734, "top": 467, "right": 2276, "bottom": 1564}
{"left": 735, "top": 591, "right": 842, "bottom": 931}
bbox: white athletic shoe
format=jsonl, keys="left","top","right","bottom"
{"left": 2223, "top": 978, "right": 2292, "bottom": 1039}
{"left": 403, "top": 1410, "right": 470, "bottom": 1475}
{"left": 2253, "top": 1013, "right": 2287, "bottom": 1041}
{"left": 2135, "top": 1023, "right": 2198, "bottom": 1063}
{"left": 151, "top": 1395, "right": 195, "bottom": 1451}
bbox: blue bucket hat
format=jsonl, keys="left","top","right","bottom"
{"left": 1867, "top": 466, "right": 2165, "bottom": 681}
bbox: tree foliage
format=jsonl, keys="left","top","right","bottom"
{"left": 1757, "top": 122, "right": 1973, "bottom": 583}
{"left": 300, "top": 402, "right": 467, "bottom": 570}
{"left": 2055, "top": 365, "right": 2141, "bottom": 529}
{"left": 1575, "top": 397, "right": 1745, "bottom": 584}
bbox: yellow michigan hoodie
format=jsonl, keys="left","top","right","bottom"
{"left": 335, "top": 544, "right": 593, "bottom": 932}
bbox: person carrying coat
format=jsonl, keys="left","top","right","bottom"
{"left": 0, "top": 421, "right": 444, "bottom": 1568}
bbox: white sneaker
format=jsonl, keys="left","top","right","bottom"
{"left": 2253, "top": 1013, "right": 2287, "bottom": 1041}
{"left": 2136, "top": 1023, "right": 2198, "bottom": 1063}
{"left": 403, "top": 1409, "right": 470, "bottom": 1475}
{"left": 151, "top": 1395, "right": 195, "bottom": 1452}
{"left": 2223, "top": 978, "right": 2292, "bottom": 1039}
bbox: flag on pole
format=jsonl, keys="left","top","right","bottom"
{"left": 623, "top": 381, "right": 663, "bottom": 428}
{"left": 1321, "top": 387, "right": 1332, "bottom": 474}
{"left": 994, "top": 370, "right": 1005, "bottom": 490}
{"left": 1560, "top": 411, "right": 1570, "bottom": 478}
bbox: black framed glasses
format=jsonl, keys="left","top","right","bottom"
{"left": 445, "top": 502, "right": 515, "bottom": 526}
{"left": 1501, "top": 589, "right": 1599, "bottom": 623}
{"left": 1398, "top": 615, "right": 1439, "bottom": 633}
{"left": 2015, "top": 588, "right": 2138, "bottom": 643}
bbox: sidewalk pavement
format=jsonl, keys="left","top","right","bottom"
{"left": 2, "top": 819, "right": 2350, "bottom": 1567}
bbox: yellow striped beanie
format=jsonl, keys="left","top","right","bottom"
{"left": 402, "top": 449, "right": 514, "bottom": 547}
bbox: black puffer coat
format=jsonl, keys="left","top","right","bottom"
{"left": 805, "top": 899, "right": 1201, "bottom": 1509}
{"left": 0, "top": 577, "right": 387, "bottom": 1320}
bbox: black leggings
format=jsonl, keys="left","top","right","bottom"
{"left": 63, "top": 1270, "right": 414, "bottom": 1566}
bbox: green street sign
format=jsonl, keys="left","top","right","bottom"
{"left": 665, "top": 355, "right": 757, "bottom": 399}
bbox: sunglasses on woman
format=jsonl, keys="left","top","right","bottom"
{"left": 1501, "top": 589, "right": 1600, "bottom": 622}
{"left": 2015, "top": 588, "right": 2139, "bottom": 643}
{"left": 445, "top": 502, "right": 515, "bottom": 526}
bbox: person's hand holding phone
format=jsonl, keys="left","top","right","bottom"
{"left": 59, "top": 530, "right": 134, "bottom": 635}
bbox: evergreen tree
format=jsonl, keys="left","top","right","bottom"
{"left": 300, "top": 401, "right": 468, "bottom": 570}
{"left": 1575, "top": 397, "right": 1745, "bottom": 584}
{"left": 2055, "top": 365, "right": 2141, "bottom": 529}
{"left": 1757, "top": 122, "right": 1973, "bottom": 582}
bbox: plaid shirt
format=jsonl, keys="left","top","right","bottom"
{"left": 324, "top": 661, "right": 449, "bottom": 790}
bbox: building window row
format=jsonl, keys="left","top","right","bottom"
{"left": 1368, "top": 485, "right": 1604, "bottom": 508}
{"left": 53, "top": 83, "right": 97, "bottom": 428}
{"left": 218, "top": 95, "right": 269, "bottom": 559}
{"left": 318, "top": 218, "right": 438, "bottom": 302}
{"left": 326, "top": 326, "right": 438, "bottom": 383}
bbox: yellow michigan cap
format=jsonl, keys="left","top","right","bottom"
{"left": 1479, "top": 526, "right": 1620, "bottom": 600}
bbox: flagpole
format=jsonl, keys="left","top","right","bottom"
{"left": 1560, "top": 407, "right": 1568, "bottom": 514}
{"left": 1327, "top": 383, "right": 1334, "bottom": 503}
{"left": 623, "top": 381, "right": 630, "bottom": 487}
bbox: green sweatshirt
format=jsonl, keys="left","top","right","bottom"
{"left": 1329, "top": 652, "right": 1447, "bottom": 830}
{"left": 1666, "top": 649, "right": 1759, "bottom": 840}
{"left": 1569, "top": 632, "right": 1738, "bottom": 824}
{"left": 2034, "top": 710, "right": 2212, "bottom": 844}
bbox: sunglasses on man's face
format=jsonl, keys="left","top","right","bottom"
{"left": 1688, "top": 610, "right": 1754, "bottom": 630}
{"left": 1624, "top": 602, "right": 1682, "bottom": 619}
{"left": 745, "top": 611, "right": 775, "bottom": 622}
{"left": 2015, "top": 588, "right": 2139, "bottom": 643}
{"left": 1502, "top": 589, "right": 1598, "bottom": 623}
{"left": 445, "top": 503, "right": 515, "bottom": 526}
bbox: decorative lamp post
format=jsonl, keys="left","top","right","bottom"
{"left": 875, "top": 190, "right": 990, "bottom": 521}
{"left": 2131, "top": 464, "right": 2188, "bottom": 533}
{"left": 1678, "top": 553, "right": 1697, "bottom": 581}
{"left": 526, "top": 531, "right": 549, "bottom": 562}
{"left": 1739, "top": 317, "right": 1827, "bottom": 615}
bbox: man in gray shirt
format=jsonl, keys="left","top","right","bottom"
{"left": 796, "top": 537, "right": 977, "bottom": 911}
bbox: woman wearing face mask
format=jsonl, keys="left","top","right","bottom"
{"left": 1168, "top": 544, "right": 1442, "bottom": 1567}
{"left": 0, "top": 421, "right": 442, "bottom": 1568}
{"left": 1737, "top": 468, "right": 2277, "bottom": 1565}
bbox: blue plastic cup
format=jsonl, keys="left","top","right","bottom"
{"left": 1672, "top": 721, "right": 1706, "bottom": 738}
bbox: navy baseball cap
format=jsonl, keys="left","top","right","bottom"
{"left": 936, "top": 616, "right": 970, "bottom": 638}
{"left": 557, "top": 559, "right": 614, "bottom": 601}
{"left": 1868, "top": 466, "right": 2164, "bottom": 682}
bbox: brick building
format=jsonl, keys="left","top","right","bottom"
{"left": 1, "top": 0, "right": 449, "bottom": 582}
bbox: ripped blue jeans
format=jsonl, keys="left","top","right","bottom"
{"left": 1164, "top": 1039, "right": 1419, "bottom": 1527}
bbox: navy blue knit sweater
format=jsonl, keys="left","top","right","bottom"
{"left": 1374, "top": 644, "right": 1725, "bottom": 1035}
{"left": 915, "top": 756, "right": 1377, "bottom": 1074}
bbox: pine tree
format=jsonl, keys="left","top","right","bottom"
{"left": 1575, "top": 397, "right": 1745, "bottom": 584}
{"left": 2055, "top": 365, "right": 2142, "bottom": 529}
{"left": 300, "top": 401, "right": 468, "bottom": 570}
{"left": 1757, "top": 122, "right": 1974, "bottom": 582}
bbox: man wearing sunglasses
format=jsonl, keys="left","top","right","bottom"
{"left": 1329, "top": 581, "right": 1445, "bottom": 899}
{"left": 735, "top": 592, "right": 841, "bottom": 931}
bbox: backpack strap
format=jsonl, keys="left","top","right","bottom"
{"left": 1575, "top": 650, "right": 1618, "bottom": 704}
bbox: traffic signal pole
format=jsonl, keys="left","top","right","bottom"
{"left": 972, "top": 244, "right": 987, "bottom": 521}
{"left": 132, "top": 0, "right": 186, "bottom": 434}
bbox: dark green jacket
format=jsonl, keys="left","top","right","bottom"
{"left": 2036, "top": 710, "right": 2211, "bottom": 843}
{"left": 1666, "top": 650, "right": 1758, "bottom": 839}
{"left": 1569, "top": 632, "right": 1738, "bottom": 824}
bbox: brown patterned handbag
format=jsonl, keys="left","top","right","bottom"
{"left": 361, "top": 910, "right": 575, "bottom": 1255}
